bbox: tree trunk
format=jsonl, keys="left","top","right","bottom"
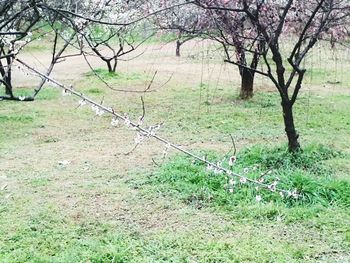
{"left": 112, "top": 58, "right": 117, "bottom": 73}
{"left": 0, "top": 59, "right": 13, "bottom": 97}
{"left": 5, "top": 85, "right": 12, "bottom": 96}
{"left": 239, "top": 67, "right": 254, "bottom": 99}
{"left": 5, "top": 83, "right": 12, "bottom": 96}
{"left": 105, "top": 59, "right": 117, "bottom": 73}
{"left": 106, "top": 61, "right": 114, "bottom": 73}
{"left": 282, "top": 100, "right": 301, "bottom": 152}
{"left": 4, "top": 76, "right": 13, "bottom": 97}
{"left": 176, "top": 40, "right": 181, "bottom": 57}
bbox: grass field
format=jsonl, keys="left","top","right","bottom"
{"left": 1, "top": 41, "right": 350, "bottom": 262}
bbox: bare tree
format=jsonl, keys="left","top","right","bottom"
{"left": 82, "top": 24, "right": 148, "bottom": 73}
{"left": 0, "top": 1, "right": 40, "bottom": 100}
{"left": 0, "top": 0, "right": 83, "bottom": 101}
{"left": 205, "top": 7, "right": 265, "bottom": 99}
{"left": 194, "top": 0, "right": 350, "bottom": 151}
{"left": 0, "top": 0, "right": 176, "bottom": 100}
{"left": 150, "top": 0, "right": 206, "bottom": 57}
{"left": 69, "top": 0, "right": 152, "bottom": 73}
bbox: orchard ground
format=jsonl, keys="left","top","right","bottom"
{"left": 1, "top": 40, "right": 350, "bottom": 262}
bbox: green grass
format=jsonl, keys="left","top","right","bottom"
{"left": 2, "top": 200, "right": 347, "bottom": 262}
{"left": 147, "top": 144, "right": 350, "bottom": 214}
{"left": 0, "top": 114, "right": 34, "bottom": 123}
{"left": 4, "top": 138, "right": 348, "bottom": 262}
{"left": 86, "top": 87, "right": 105, "bottom": 95}
{"left": 86, "top": 68, "right": 147, "bottom": 82}
{"left": 1, "top": 42, "right": 350, "bottom": 262}
{"left": 0, "top": 88, "right": 59, "bottom": 146}
{"left": 1, "top": 87, "right": 60, "bottom": 101}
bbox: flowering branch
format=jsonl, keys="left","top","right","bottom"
{"left": 15, "top": 57, "right": 298, "bottom": 201}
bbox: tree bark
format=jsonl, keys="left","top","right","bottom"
{"left": 176, "top": 40, "right": 181, "bottom": 57}
{"left": 105, "top": 59, "right": 117, "bottom": 73}
{"left": 4, "top": 80, "right": 12, "bottom": 96}
{"left": 106, "top": 61, "right": 112, "bottom": 72}
{"left": 281, "top": 100, "right": 301, "bottom": 152}
{"left": 239, "top": 67, "right": 254, "bottom": 99}
{"left": 112, "top": 58, "right": 117, "bottom": 72}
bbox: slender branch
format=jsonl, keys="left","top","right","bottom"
{"left": 224, "top": 59, "right": 269, "bottom": 77}
{"left": 16, "top": 57, "right": 291, "bottom": 195}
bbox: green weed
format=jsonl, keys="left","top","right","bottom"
{"left": 86, "top": 87, "right": 105, "bottom": 95}
{"left": 149, "top": 144, "right": 350, "bottom": 215}
{"left": 0, "top": 88, "right": 59, "bottom": 101}
{"left": 0, "top": 115, "right": 34, "bottom": 124}
{"left": 86, "top": 68, "right": 146, "bottom": 81}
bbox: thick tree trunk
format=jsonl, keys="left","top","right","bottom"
{"left": 239, "top": 68, "right": 254, "bottom": 99}
{"left": 5, "top": 83, "right": 12, "bottom": 96}
{"left": 106, "top": 61, "right": 113, "bottom": 73}
{"left": 0, "top": 59, "right": 13, "bottom": 97}
{"left": 3, "top": 76, "right": 13, "bottom": 97}
{"left": 282, "top": 100, "right": 301, "bottom": 152}
{"left": 176, "top": 40, "right": 181, "bottom": 57}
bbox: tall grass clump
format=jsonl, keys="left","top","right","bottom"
{"left": 150, "top": 144, "right": 349, "bottom": 215}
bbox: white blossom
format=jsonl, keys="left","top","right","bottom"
{"left": 111, "top": 117, "right": 119, "bottom": 127}
{"left": 229, "top": 179, "right": 236, "bottom": 185}
{"left": 240, "top": 177, "right": 247, "bottom": 184}
{"left": 255, "top": 195, "right": 262, "bottom": 202}
{"left": 134, "top": 132, "right": 144, "bottom": 144}
{"left": 258, "top": 177, "right": 265, "bottom": 183}
{"left": 268, "top": 181, "right": 278, "bottom": 192}
{"left": 58, "top": 160, "right": 70, "bottom": 166}
{"left": 206, "top": 164, "right": 214, "bottom": 171}
{"left": 291, "top": 189, "right": 299, "bottom": 199}
{"left": 137, "top": 116, "right": 144, "bottom": 126}
{"left": 78, "top": 99, "right": 87, "bottom": 106}
{"left": 124, "top": 116, "right": 131, "bottom": 126}
{"left": 213, "top": 167, "right": 223, "bottom": 175}
{"left": 95, "top": 108, "right": 105, "bottom": 116}
{"left": 91, "top": 105, "right": 104, "bottom": 116}
{"left": 228, "top": 155, "right": 237, "bottom": 166}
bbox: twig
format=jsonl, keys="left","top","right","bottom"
{"left": 151, "top": 158, "right": 160, "bottom": 167}
{"left": 140, "top": 96, "right": 146, "bottom": 122}
{"left": 124, "top": 143, "right": 140, "bottom": 156}
{"left": 224, "top": 134, "right": 237, "bottom": 157}
{"left": 144, "top": 71, "right": 158, "bottom": 93}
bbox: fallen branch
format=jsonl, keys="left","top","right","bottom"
{"left": 15, "top": 58, "right": 297, "bottom": 199}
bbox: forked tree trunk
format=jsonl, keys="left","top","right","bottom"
{"left": 240, "top": 67, "right": 255, "bottom": 99}
{"left": 282, "top": 100, "right": 301, "bottom": 152}
{"left": 106, "top": 60, "right": 117, "bottom": 73}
